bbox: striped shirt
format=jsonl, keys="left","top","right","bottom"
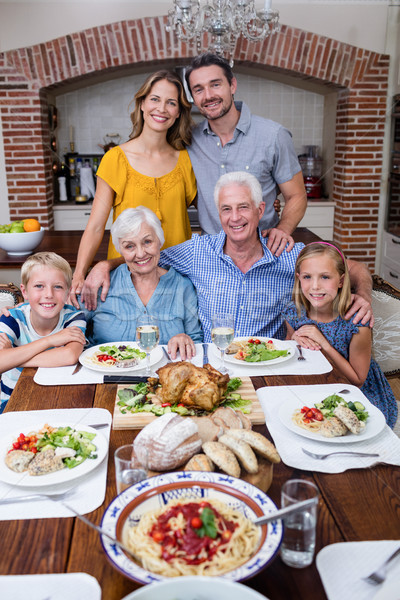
{"left": 0, "top": 303, "right": 86, "bottom": 411}
{"left": 159, "top": 231, "right": 304, "bottom": 342}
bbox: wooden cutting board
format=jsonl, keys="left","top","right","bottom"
{"left": 112, "top": 377, "right": 265, "bottom": 430}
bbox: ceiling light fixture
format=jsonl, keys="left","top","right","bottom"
{"left": 166, "top": 0, "right": 280, "bottom": 66}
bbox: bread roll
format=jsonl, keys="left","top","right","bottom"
{"left": 202, "top": 441, "right": 241, "bottom": 478}
{"left": 184, "top": 453, "right": 214, "bottom": 472}
{"left": 226, "top": 429, "right": 281, "bottom": 463}
{"left": 134, "top": 413, "right": 202, "bottom": 471}
{"left": 188, "top": 416, "right": 223, "bottom": 443}
{"left": 218, "top": 434, "right": 258, "bottom": 474}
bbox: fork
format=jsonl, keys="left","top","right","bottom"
{"left": 362, "top": 546, "right": 400, "bottom": 585}
{"left": 302, "top": 447, "right": 380, "bottom": 460}
{"left": 0, "top": 488, "right": 74, "bottom": 505}
{"left": 296, "top": 344, "right": 306, "bottom": 361}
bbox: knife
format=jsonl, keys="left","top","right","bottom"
{"left": 202, "top": 342, "right": 209, "bottom": 366}
{"left": 72, "top": 362, "right": 83, "bottom": 375}
{"left": 103, "top": 376, "right": 148, "bottom": 384}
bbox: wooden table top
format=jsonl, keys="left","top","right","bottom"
{"left": 0, "top": 227, "right": 320, "bottom": 268}
{"left": 1, "top": 367, "right": 399, "bottom": 600}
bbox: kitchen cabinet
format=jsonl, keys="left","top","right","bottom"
{"left": 53, "top": 203, "right": 112, "bottom": 230}
{"left": 379, "top": 94, "right": 400, "bottom": 289}
{"left": 281, "top": 200, "right": 335, "bottom": 239}
{"left": 380, "top": 230, "right": 400, "bottom": 288}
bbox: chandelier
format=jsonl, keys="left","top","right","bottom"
{"left": 166, "top": 0, "right": 280, "bottom": 66}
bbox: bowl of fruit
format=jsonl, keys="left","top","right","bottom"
{"left": 0, "top": 219, "right": 44, "bottom": 255}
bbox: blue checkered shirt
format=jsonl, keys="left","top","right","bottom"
{"left": 159, "top": 231, "right": 304, "bottom": 342}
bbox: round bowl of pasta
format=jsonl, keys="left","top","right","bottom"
{"left": 100, "top": 471, "right": 283, "bottom": 584}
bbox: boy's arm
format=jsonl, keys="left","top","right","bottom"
{"left": 0, "top": 327, "right": 86, "bottom": 372}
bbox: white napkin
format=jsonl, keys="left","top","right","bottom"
{"left": 34, "top": 364, "right": 104, "bottom": 385}
{"left": 257, "top": 384, "right": 400, "bottom": 473}
{"left": 316, "top": 541, "right": 400, "bottom": 600}
{"left": 163, "top": 342, "right": 332, "bottom": 376}
{"left": 0, "top": 408, "right": 111, "bottom": 520}
{"left": 0, "top": 573, "right": 101, "bottom": 600}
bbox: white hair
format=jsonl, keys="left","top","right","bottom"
{"left": 213, "top": 171, "right": 263, "bottom": 209}
{"left": 111, "top": 207, "right": 165, "bottom": 252}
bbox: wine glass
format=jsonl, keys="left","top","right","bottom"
{"left": 136, "top": 315, "right": 160, "bottom": 376}
{"left": 211, "top": 313, "right": 235, "bottom": 374}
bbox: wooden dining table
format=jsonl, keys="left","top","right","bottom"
{"left": 1, "top": 364, "right": 399, "bottom": 600}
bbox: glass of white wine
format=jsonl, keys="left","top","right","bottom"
{"left": 211, "top": 313, "right": 235, "bottom": 374}
{"left": 136, "top": 315, "right": 160, "bottom": 376}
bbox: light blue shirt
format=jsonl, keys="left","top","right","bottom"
{"left": 188, "top": 101, "right": 302, "bottom": 234}
{"left": 0, "top": 303, "right": 86, "bottom": 410}
{"left": 83, "top": 264, "right": 203, "bottom": 346}
{"left": 159, "top": 231, "right": 304, "bottom": 342}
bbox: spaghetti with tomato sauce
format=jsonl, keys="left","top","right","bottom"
{"left": 125, "top": 498, "right": 260, "bottom": 577}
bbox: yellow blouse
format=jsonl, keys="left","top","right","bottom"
{"left": 96, "top": 146, "right": 197, "bottom": 258}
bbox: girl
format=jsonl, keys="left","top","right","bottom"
{"left": 283, "top": 241, "right": 397, "bottom": 428}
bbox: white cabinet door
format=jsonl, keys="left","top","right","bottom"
{"left": 53, "top": 207, "right": 112, "bottom": 230}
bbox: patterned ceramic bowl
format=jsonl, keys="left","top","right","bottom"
{"left": 100, "top": 471, "right": 283, "bottom": 584}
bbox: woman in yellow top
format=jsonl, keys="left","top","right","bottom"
{"left": 70, "top": 70, "right": 196, "bottom": 301}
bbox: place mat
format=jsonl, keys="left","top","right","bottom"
{"left": 316, "top": 541, "right": 400, "bottom": 600}
{"left": 113, "top": 376, "right": 264, "bottom": 429}
{"left": 0, "top": 573, "right": 101, "bottom": 600}
{"left": 34, "top": 364, "right": 104, "bottom": 385}
{"left": 257, "top": 384, "right": 400, "bottom": 473}
{"left": 0, "top": 408, "right": 111, "bottom": 520}
{"left": 204, "top": 342, "right": 332, "bottom": 376}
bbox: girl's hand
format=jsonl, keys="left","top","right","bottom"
{"left": 168, "top": 334, "right": 196, "bottom": 361}
{"left": 49, "top": 327, "right": 86, "bottom": 348}
{"left": 292, "top": 325, "right": 327, "bottom": 350}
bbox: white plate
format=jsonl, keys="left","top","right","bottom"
{"left": 278, "top": 388, "right": 386, "bottom": 444}
{"left": 121, "top": 576, "right": 269, "bottom": 600}
{"left": 213, "top": 337, "right": 295, "bottom": 367}
{"left": 79, "top": 341, "right": 163, "bottom": 373}
{"left": 0, "top": 423, "right": 108, "bottom": 487}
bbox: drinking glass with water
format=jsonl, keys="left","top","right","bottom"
{"left": 211, "top": 313, "right": 235, "bottom": 374}
{"left": 136, "top": 314, "right": 159, "bottom": 376}
{"left": 114, "top": 444, "right": 147, "bottom": 495}
{"left": 280, "top": 478, "right": 319, "bottom": 568}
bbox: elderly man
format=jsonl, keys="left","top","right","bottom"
{"left": 77, "top": 172, "right": 373, "bottom": 342}
{"left": 185, "top": 53, "right": 308, "bottom": 257}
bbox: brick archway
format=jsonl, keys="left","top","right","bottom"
{"left": 0, "top": 16, "right": 389, "bottom": 266}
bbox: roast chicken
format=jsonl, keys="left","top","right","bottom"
{"left": 154, "top": 362, "right": 230, "bottom": 412}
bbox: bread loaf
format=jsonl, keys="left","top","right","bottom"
{"left": 134, "top": 413, "right": 202, "bottom": 471}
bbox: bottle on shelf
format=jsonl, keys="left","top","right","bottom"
{"left": 57, "top": 162, "right": 69, "bottom": 202}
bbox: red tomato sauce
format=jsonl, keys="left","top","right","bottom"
{"left": 149, "top": 501, "right": 237, "bottom": 565}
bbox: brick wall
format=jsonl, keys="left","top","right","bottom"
{"left": 0, "top": 17, "right": 389, "bottom": 267}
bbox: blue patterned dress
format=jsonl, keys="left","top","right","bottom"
{"left": 282, "top": 302, "right": 398, "bottom": 429}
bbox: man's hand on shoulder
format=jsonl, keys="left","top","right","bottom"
{"left": 345, "top": 293, "right": 374, "bottom": 327}
{"left": 261, "top": 227, "right": 295, "bottom": 256}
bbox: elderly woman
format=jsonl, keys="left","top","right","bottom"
{"left": 82, "top": 207, "right": 202, "bottom": 359}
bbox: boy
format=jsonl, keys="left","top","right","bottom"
{"left": 0, "top": 252, "right": 86, "bottom": 411}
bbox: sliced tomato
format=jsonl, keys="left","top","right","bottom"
{"left": 221, "top": 530, "right": 232, "bottom": 541}
{"left": 152, "top": 531, "right": 165, "bottom": 543}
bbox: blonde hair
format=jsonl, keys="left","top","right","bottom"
{"left": 21, "top": 252, "right": 72, "bottom": 288}
{"left": 129, "top": 70, "right": 193, "bottom": 149}
{"left": 292, "top": 242, "right": 351, "bottom": 318}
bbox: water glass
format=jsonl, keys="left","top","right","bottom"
{"left": 211, "top": 313, "right": 235, "bottom": 374}
{"left": 136, "top": 314, "right": 159, "bottom": 376}
{"left": 114, "top": 445, "right": 147, "bottom": 495}
{"left": 280, "top": 478, "right": 319, "bottom": 568}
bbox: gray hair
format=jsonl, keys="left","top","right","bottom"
{"left": 111, "top": 207, "right": 165, "bottom": 252}
{"left": 214, "top": 171, "right": 263, "bottom": 209}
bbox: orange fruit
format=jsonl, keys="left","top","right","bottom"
{"left": 23, "top": 218, "right": 41, "bottom": 232}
